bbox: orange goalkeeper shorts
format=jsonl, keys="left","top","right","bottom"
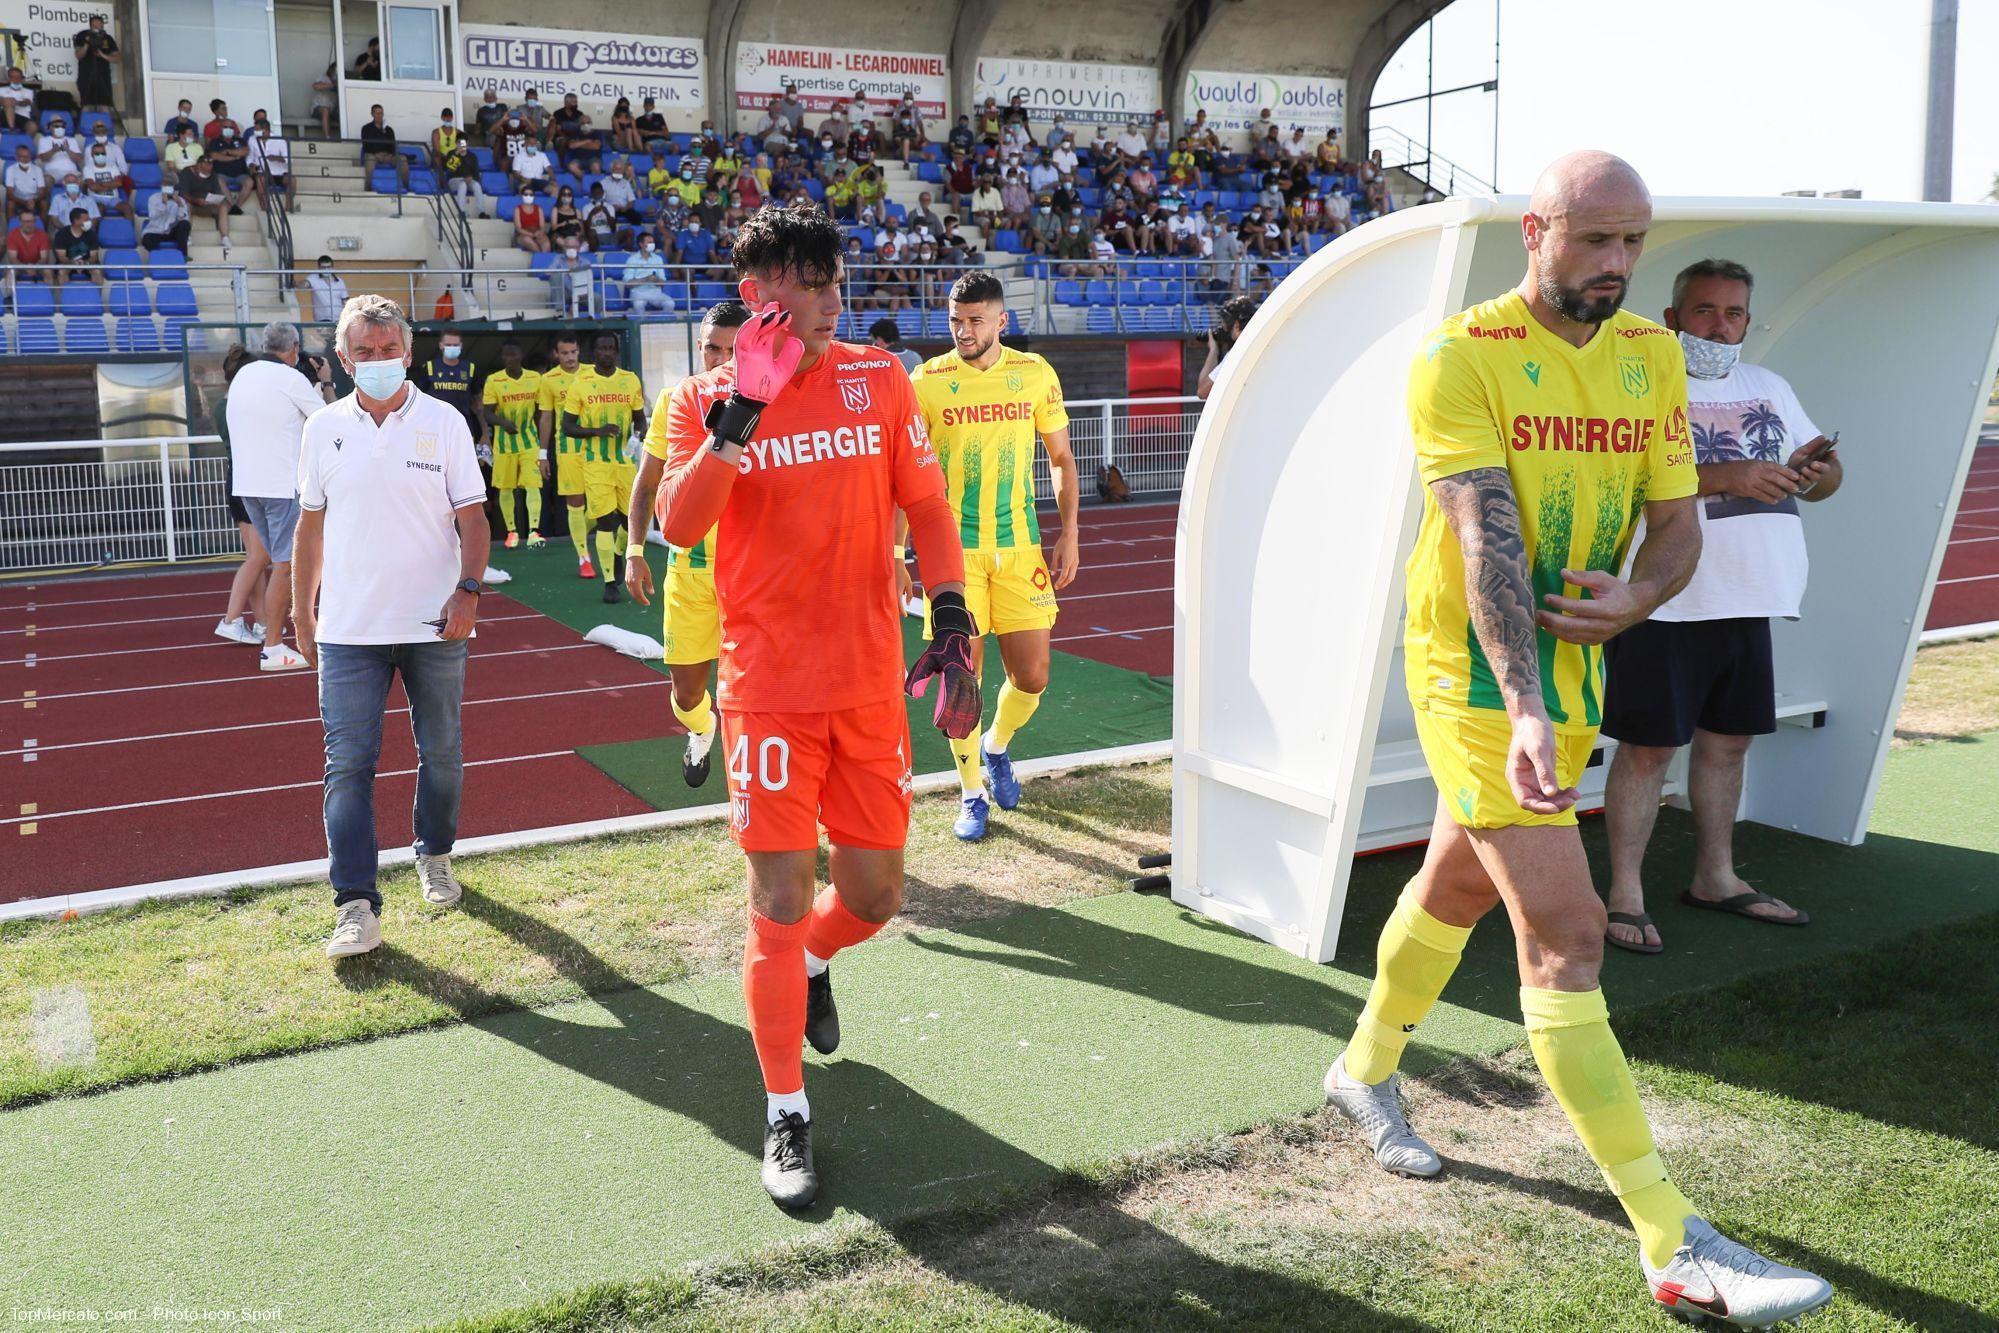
{"left": 720, "top": 697, "right": 914, "bottom": 852}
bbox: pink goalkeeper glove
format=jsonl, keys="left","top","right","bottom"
{"left": 733, "top": 305, "right": 803, "bottom": 404}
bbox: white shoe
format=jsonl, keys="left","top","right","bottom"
{"left": 213, "top": 616, "right": 259, "bottom": 644}
{"left": 1323, "top": 1051, "right": 1443, "bottom": 1178}
{"left": 416, "top": 852, "right": 462, "bottom": 906}
{"left": 1644, "top": 1217, "right": 1833, "bottom": 1328}
{"left": 259, "top": 643, "right": 311, "bottom": 671}
{"left": 326, "top": 901, "right": 382, "bottom": 958}
{"left": 902, "top": 592, "right": 925, "bottom": 617}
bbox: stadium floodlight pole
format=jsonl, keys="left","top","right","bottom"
{"left": 1923, "top": 0, "right": 1957, "bottom": 202}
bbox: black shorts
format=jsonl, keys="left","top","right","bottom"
{"left": 228, "top": 493, "right": 251, "bottom": 525}
{"left": 1601, "top": 616, "right": 1775, "bottom": 748}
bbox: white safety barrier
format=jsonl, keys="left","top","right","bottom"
{"left": 0, "top": 436, "right": 234, "bottom": 573}
{"left": 1173, "top": 196, "right": 1999, "bottom": 962}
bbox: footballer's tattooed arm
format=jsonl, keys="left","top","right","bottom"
{"left": 1432, "top": 467, "right": 1543, "bottom": 716}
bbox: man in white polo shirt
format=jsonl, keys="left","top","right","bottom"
{"left": 1600, "top": 258, "right": 1843, "bottom": 954}
{"left": 227, "top": 320, "right": 334, "bottom": 670}
{"left": 293, "top": 293, "right": 491, "bottom": 960}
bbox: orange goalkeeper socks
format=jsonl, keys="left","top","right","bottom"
{"left": 802, "top": 887, "right": 886, "bottom": 976}
{"left": 743, "top": 910, "right": 809, "bottom": 1098}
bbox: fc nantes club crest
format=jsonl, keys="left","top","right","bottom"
{"left": 1617, "top": 355, "right": 1651, "bottom": 399}
{"left": 414, "top": 432, "right": 438, "bottom": 460}
{"left": 839, "top": 378, "right": 872, "bottom": 414}
{"left": 1005, "top": 370, "right": 1024, "bottom": 393}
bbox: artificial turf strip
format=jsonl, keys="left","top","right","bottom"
{"left": 0, "top": 891, "right": 1523, "bottom": 1333}
{"left": 492, "top": 540, "right": 1176, "bottom": 813}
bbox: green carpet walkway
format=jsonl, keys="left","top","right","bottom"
{"left": 2, "top": 734, "right": 1995, "bottom": 1330}
{"left": 491, "top": 546, "right": 1174, "bottom": 812}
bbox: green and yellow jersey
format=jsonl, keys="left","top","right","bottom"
{"left": 642, "top": 383, "right": 716, "bottom": 571}
{"left": 1403, "top": 290, "right": 1696, "bottom": 732}
{"left": 481, "top": 368, "right": 542, "bottom": 455}
{"left": 562, "top": 366, "right": 646, "bottom": 464}
{"left": 537, "top": 365, "right": 581, "bottom": 456}
{"left": 910, "top": 347, "right": 1069, "bottom": 552}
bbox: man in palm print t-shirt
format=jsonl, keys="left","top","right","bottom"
{"left": 1600, "top": 258, "right": 1843, "bottom": 953}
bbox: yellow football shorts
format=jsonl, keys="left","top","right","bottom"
{"left": 490, "top": 448, "right": 540, "bottom": 491}
{"left": 1412, "top": 703, "right": 1598, "bottom": 829}
{"left": 924, "top": 548, "right": 1059, "bottom": 638}
{"left": 555, "top": 450, "right": 586, "bottom": 498}
{"left": 583, "top": 458, "right": 637, "bottom": 521}
{"left": 661, "top": 565, "right": 720, "bottom": 665}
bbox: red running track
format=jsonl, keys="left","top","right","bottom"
{"left": 0, "top": 578, "right": 669, "bottom": 903}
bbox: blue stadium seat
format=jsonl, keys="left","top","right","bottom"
{"left": 123, "top": 137, "right": 158, "bottom": 163}
{"left": 924, "top": 309, "right": 950, "bottom": 336}
{"left": 369, "top": 167, "right": 402, "bottom": 193}
{"left": 1084, "top": 307, "right": 1118, "bottom": 333}
{"left": 132, "top": 188, "right": 156, "bottom": 216}
{"left": 0, "top": 322, "right": 9, "bottom": 354}
{"left": 407, "top": 169, "right": 439, "bottom": 196}
{"left": 528, "top": 251, "right": 559, "bottom": 275}
{"left": 60, "top": 284, "right": 104, "bottom": 316}
{"left": 1308, "top": 232, "right": 1333, "bottom": 253}
{"left": 895, "top": 309, "right": 923, "bottom": 337}
{"left": 96, "top": 217, "right": 136, "bottom": 248}
{"left": 494, "top": 194, "right": 520, "bottom": 223}
{"left": 107, "top": 282, "right": 150, "bottom": 315}
{"left": 76, "top": 112, "right": 115, "bottom": 138}
{"left": 115, "top": 316, "right": 161, "bottom": 351}
{"left": 1134, "top": 260, "right": 1165, "bottom": 279}
{"left": 480, "top": 171, "right": 509, "bottom": 197}
{"left": 989, "top": 229, "right": 1021, "bottom": 253}
{"left": 695, "top": 280, "right": 729, "bottom": 302}
{"left": 64, "top": 316, "right": 110, "bottom": 351}
{"left": 472, "top": 147, "right": 495, "bottom": 171}
{"left": 0, "top": 132, "right": 30, "bottom": 160}
{"left": 147, "top": 249, "right": 188, "bottom": 280}
{"left": 803, "top": 179, "right": 824, "bottom": 201}
{"left": 14, "top": 285, "right": 55, "bottom": 316}
{"left": 101, "top": 249, "right": 144, "bottom": 280}
{"left": 914, "top": 162, "right": 941, "bottom": 183}
{"left": 154, "top": 283, "right": 199, "bottom": 317}
{"left": 16, "top": 317, "right": 58, "bottom": 352}
{"left": 1083, "top": 279, "right": 1111, "bottom": 306}
{"left": 1053, "top": 280, "right": 1084, "bottom": 306}
{"left": 163, "top": 316, "right": 202, "bottom": 350}
{"left": 128, "top": 162, "right": 162, "bottom": 188}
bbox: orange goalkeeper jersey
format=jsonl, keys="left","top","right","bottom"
{"left": 661, "top": 341, "right": 950, "bottom": 713}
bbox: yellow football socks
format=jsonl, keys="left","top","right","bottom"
{"left": 672, "top": 689, "right": 715, "bottom": 738}
{"left": 567, "top": 505, "right": 589, "bottom": 560}
{"left": 950, "top": 730, "right": 983, "bottom": 796}
{"left": 1343, "top": 885, "right": 1473, "bottom": 1084}
{"left": 987, "top": 680, "right": 1042, "bottom": 751}
{"left": 523, "top": 483, "right": 543, "bottom": 529}
{"left": 594, "top": 527, "right": 619, "bottom": 579}
{"left": 1521, "top": 986, "right": 1695, "bottom": 1267}
{"left": 498, "top": 495, "right": 520, "bottom": 536}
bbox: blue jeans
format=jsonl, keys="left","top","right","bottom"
{"left": 318, "top": 639, "right": 468, "bottom": 908}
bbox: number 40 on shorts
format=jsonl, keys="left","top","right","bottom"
{"left": 729, "top": 734, "right": 791, "bottom": 791}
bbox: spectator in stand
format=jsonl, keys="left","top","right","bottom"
{"left": 509, "top": 136, "right": 552, "bottom": 197}
{"left": 1049, "top": 175, "right": 1081, "bottom": 217}
{"left": 890, "top": 93, "right": 924, "bottom": 162}
{"left": 739, "top": 156, "right": 768, "bottom": 208}
{"left": 1248, "top": 124, "right": 1283, "bottom": 175}
{"left": 776, "top": 84, "right": 808, "bottom": 134}
{"left": 601, "top": 158, "right": 639, "bottom": 240}
{"left": 709, "top": 138, "right": 743, "bottom": 193}
{"left": 1324, "top": 184, "right": 1352, "bottom": 236}
{"left": 666, "top": 160, "right": 703, "bottom": 209}
{"left": 1280, "top": 126, "right": 1311, "bottom": 163}
{"left": 1, "top": 67, "right": 37, "bottom": 133}
{"left": 471, "top": 87, "right": 506, "bottom": 145}
{"left": 1053, "top": 211, "right": 1095, "bottom": 277}
{"left": 998, "top": 168, "right": 1031, "bottom": 233}
{"left": 1209, "top": 218, "right": 1247, "bottom": 291}
{"left": 947, "top": 113, "right": 974, "bottom": 155}
{"left": 938, "top": 214, "right": 976, "bottom": 265}
{"left": 180, "top": 156, "right": 235, "bottom": 251}
{"left": 6, "top": 141, "right": 48, "bottom": 218}
{"left": 549, "top": 239, "right": 591, "bottom": 315}
{"left": 841, "top": 232, "right": 871, "bottom": 308}
{"left": 675, "top": 211, "right": 717, "bottom": 280}
{"left": 652, "top": 192, "right": 688, "bottom": 253}
{"left": 5, "top": 209, "right": 58, "bottom": 285}
{"left": 944, "top": 146, "right": 975, "bottom": 212}
{"left": 606, "top": 97, "right": 640, "bottom": 156}
{"left": 816, "top": 140, "right": 852, "bottom": 184}
{"left": 1362, "top": 148, "right": 1391, "bottom": 214}
{"left": 79, "top": 134, "right": 134, "bottom": 226}
{"left": 1167, "top": 202, "right": 1203, "bottom": 256}
{"left": 1001, "top": 112, "right": 1032, "bottom": 156}
{"left": 51, "top": 174, "right": 97, "bottom": 228}
{"left": 438, "top": 127, "right": 485, "bottom": 218}
{"left": 309, "top": 65, "right": 338, "bottom": 139}
{"left": 1088, "top": 225, "right": 1115, "bottom": 270}
{"left": 1098, "top": 197, "right": 1136, "bottom": 253}
{"left": 212, "top": 345, "right": 273, "bottom": 646}
{"left": 645, "top": 148, "right": 674, "bottom": 201}
{"left": 163, "top": 98, "right": 199, "bottom": 141}
{"left": 360, "top": 104, "right": 408, "bottom": 192}
{"left": 515, "top": 87, "right": 549, "bottom": 143}
{"left": 1049, "top": 136, "right": 1080, "bottom": 183}
{"left": 1211, "top": 142, "right": 1244, "bottom": 189}
{"left": 1026, "top": 146, "right": 1059, "bottom": 195}
{"left": 205, "top": 121, "right": 253, "bottom": 212}
{"left": 873, "top": 213, "right": 904, "bottom": 263}
{"left": 511, "top": 186, "right": 549, "bottom": 253}
{"left": 818, "top": 100, "right": 852, "bottom": 145}
{"left": 72, "top": 14, "right": 119, "bottom": 115}
{"left": 1147, "top": 108, "right": 1172, "bottom": 155}
{"left": 202, "top": 99, "right": 239, "bottom": 142}
{"left": 970, "top": 171, "right": 1003, "bottom": 234}
{"left": 551, "top": 93, "right": 603, "bottom": 174}
{"left": 634, "top": 97, "right": 668, "bottom": 156}
{"left": 1044, "top": 114, "right": 1073, "bottom": 152}
{"left": 548, "top": 185, "right": 584, "bottom": 251}
{"left": 351, "top": 36, "right": 381, "bottom": 81}
{"left": 1166, "top": 137, "right": 1200, "bottom": 190}
{"left": 907, "top": 190, "right": 945, "bottom": 245}
{"left": 249, "top": 114, "right": 296, "bottom": 212}
{"left": 681, "top": 134, "right": 711, "bottom": 186}
{"left": 1246, "top": 106, "right": 1276, "bottom": 149}
{"left": 1315, "top": 127, "right": 1341, "bottom": 173}
{"left": 853, "top": 161, "right": 886, "bottom": 218}
{"left": 691, "top": 183, "right": 723, "bottom": 232}
{"left": 232, "top": 318, "right": 335, "bottom": 671}
{"left": 303, "top": 254, "right": 348, "bottom": 322}
{"left": 1185, "top": 108, "right": 1215, "bottom": 148}
{"left": 37, "top": 115, "right": 82, "bottom": 186}
{"left": 1115, "top": 121, "right": 1148, "bottom": 168}
{"left": 492, "top": 110, "right": 530, "bottom": 175}
{"left": 1128, "top": 154, "right": 1158, "bottom": 206}
{"left": 1257, "top": 172, "right": 1285, "bottom": 217}
{"left": 848, "top": 117, "right": 881, "bottom": 161}
{"left": 1197, "top": 293, "right": 1259, "bottom": 399}
{"left": 1028, "top": 193, "right": 1062, "bottom": 255}
{"left": 623, "top": 232, "right": 672, "bottom": 315}
{"left": 975, "top": 97, "right": 1004, "bottom": 146}
{"left": 754, "top": 96, "right": 792, "bottom": 150}
{"left": 140, "top": 180, "right": 190, "bottom": 252}
{"left": 583, "top": 182, "right": 619, "bottom": 251}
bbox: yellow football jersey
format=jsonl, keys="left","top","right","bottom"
{"left": 481, "top": 368, "right": 541, "bottom": 455}
{"left": 911, "top": 347, "right": 1069, "bottom": 552}
{"left": 537, "top": 365, "right": 581, "bottom": 455}
{"left": 563, "top": 366, "right": 646, "bottom": 464}
{"left": 1403, "top": 291, "right": 1696, "bottom": 732}
{"left": 642, "top": 383, "right": 716, "bottom": 571}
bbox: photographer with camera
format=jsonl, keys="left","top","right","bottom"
{"left": 1197, "top": 295, "right": 1260, "bottom": 400}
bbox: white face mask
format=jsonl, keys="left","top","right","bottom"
{"left": 1678, "top": 330, "right": 1743, "bottom": 380}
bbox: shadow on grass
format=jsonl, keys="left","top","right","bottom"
{"left": 341, "top": 891, "right": 1425, "bottom": 1330}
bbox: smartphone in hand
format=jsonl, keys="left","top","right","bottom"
{"left": 1797, "top": 431, "right": 1840, "bottom": 466}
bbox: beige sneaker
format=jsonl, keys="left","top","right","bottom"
{"left": 416, "top": 853, "right": 462, "bottom": 906}
{"left": 259, "top": 643, "right": 311, "bottom": 672}
{"left": 326, "top": 901, "right": 381, "bottom": 958}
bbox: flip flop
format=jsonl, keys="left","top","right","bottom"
{"left": 1679, "top": 889, "right": 1809, "bottom": 926}
{"left": 1604, "top": 911, "right": 1663, "bottom": 955}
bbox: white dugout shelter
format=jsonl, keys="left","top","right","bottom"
{"left": 1172, "top": 196, "right": 1999, "bottom": 963}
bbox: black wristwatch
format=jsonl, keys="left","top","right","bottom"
{"left": 455, "top": 578, "right": 483, "bottom": 596}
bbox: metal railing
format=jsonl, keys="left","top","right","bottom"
{"left": 2, "top": 263, "right": 252, "bottom": 341}
{"left": 259, "top": 183, "right": 295, "bottom": 297}
{"left": 0, "top": 398, "right": 1204, "bottom": 573}
{"left": 0, "top": 435, "right": 234, "bottom": 573}
{"left": 1367, "top": 124, "right": 1494, "bottom": 198}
